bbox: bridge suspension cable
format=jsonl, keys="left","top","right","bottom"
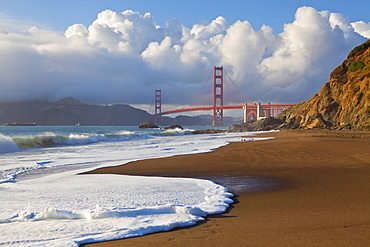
{"left": 148, "top": 94, "right": 155, "bottom": 114}
{"left": 189, "top": 79, "right": 213, "bottom": 107}
{"left": 184, "top": 70, "right": 213, "bottom": 108}
{"left": 224, "top": 70, "right": 253, "bottom": 104}
{"left": 223, "top": 80, "right": 245, "bottom": 104}
{"left": 161, "top": 91, "right": 176, "bottom": 110}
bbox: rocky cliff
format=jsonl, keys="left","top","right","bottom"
{"left": 279, "top": 40, "right": 370, "bottom": 130}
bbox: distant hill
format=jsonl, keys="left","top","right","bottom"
{"left": 279, "top": 40, "right": 370, "bottom": 130}
{"left": 0, "top": 97, "right": 155, "bottom": 126}
{"left": 0, "top": 97, "right": 244, "bottom": 126}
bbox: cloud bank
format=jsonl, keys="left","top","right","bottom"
{"left": 0, "top": 7, "right": 368, "bottom": 109}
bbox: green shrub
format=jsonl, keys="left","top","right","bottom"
{"left": 349, "top": 41, "right": 370, "bottom": 57}
{"left": 348, "top": 60, "right": 365, "bottom": 72}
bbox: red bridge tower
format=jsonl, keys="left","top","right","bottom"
{"left": 212, "top": 66, "right": 224, "bottom": 126}
{"left": 154, "top": 89, "right": 162, "bottom": 125}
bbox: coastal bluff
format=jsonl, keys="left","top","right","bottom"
{"left": 278, "top": 40, "right": 370, "bottom": 130}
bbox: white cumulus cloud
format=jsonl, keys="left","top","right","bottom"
{"left": 351, "top": 21, "right": 370, "bottom": 38}
{"left": 0, "top": 7, "right": 368, "bottom": 109}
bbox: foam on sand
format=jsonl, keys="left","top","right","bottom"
{"left": 0, "top": 172, "right": 233, "bottom": 246}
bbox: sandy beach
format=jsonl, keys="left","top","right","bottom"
{"left": 82, "top": 130, "right": 370, "bottom": 247}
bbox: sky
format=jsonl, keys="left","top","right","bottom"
{"left": 0, "top": 0, "right": 369, "bottom": 114}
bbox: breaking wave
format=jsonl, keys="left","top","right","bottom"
{"left": 0, "top": 128, "right": 195, "bottom": 154}
{"left": 0, "top": 134, "right": 19, "bottom": 154}
{"left": 13, "top": 132, "right": 133, "bottom": 149}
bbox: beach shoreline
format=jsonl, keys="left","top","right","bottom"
{"left": 82, "top": 130, "right": 370, "bottom": 247}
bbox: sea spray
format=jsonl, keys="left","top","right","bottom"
{"left": 0, "top": 134, "right": 18, "bottom": 153}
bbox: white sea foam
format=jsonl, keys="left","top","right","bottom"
{"left": 0, "top": 134, "right": 19, "bottom": 153}
{"left": 11, "top": 132, "right": 138, "bottom": 150}
{"left": 2, "top": 129, "right": 195, "bottom": 153}
{"left": 1, "top": 129, "right": 255, "bottom": 183}
{"left": 0, "top": 173, "right": 233, "bottom": 246}
{"left": 0, "top": 126, "right": 274, "bottom": 246}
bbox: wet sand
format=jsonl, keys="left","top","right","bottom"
{"left": 82, "top": 130, "right": 370, "bottom": 247}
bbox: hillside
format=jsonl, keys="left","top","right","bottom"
{"left": 279, "top": 40, "right": 370, "bottom": 130}
{"left": 0, "top": 97, "right": 155, "bottom": 126}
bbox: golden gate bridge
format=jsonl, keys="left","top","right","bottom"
{"left": 152, "top": 66, "right": 294, "bottom": 126}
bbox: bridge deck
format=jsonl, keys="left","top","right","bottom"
{"left": 159, "top": 104, "right": 294, "bottom": 116}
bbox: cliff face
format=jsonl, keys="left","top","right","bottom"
{"left": 279, "top": 40, "right": 370, "bottom": 130}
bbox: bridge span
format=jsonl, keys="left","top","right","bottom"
{"left": 159, "top": 104, "right": 294, "bottom": 124}
{"left": 154, "top": 67, "right": 294, "bottom": 126}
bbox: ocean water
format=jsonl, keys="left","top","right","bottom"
{"left": 0, "top": 126, "right": 272, "bottom": 246}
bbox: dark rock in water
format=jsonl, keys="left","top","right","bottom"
{"left": 228, "top": 117, "right": 284, "bottom": 132}
{"left": 192, "top": 129, "right": 227, "bottom": 134}
{"left": 139, "top": 122, "right": 159, "bottom": 128}
{"left": 163, "top": 125, "right": 183, "bottom": 130}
